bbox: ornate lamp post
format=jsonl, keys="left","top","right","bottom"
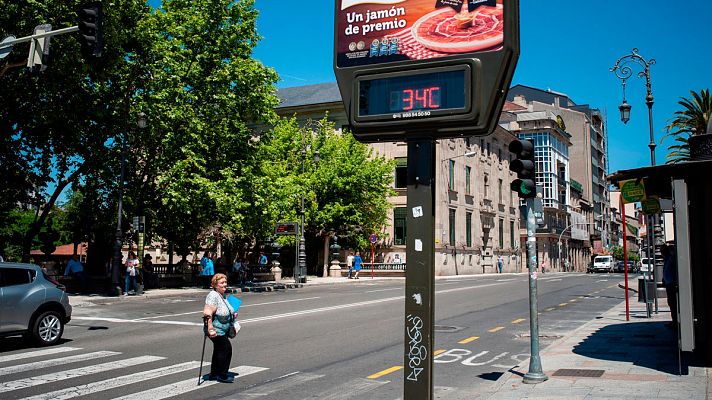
{"left": 297, "top": 147, "right": 320, "bottom": 284}
{"left": 610, "top": 48, "right": 657, "bottom": 165}
{"left": 111, "top": 112, "right": 147, "bottom": 295}
{"left": 610, "top": 49, "right": 662, "bottom": 311}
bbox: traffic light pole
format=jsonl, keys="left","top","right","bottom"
{"left": 523, "top": 197, "right": 548, "bottom": 384}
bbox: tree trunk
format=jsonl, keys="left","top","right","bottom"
{"left": 322, "top": 236, "right": 329, "bottom": 277}
{"left": 21, "top": 166, "right": 84, "bottom": 262}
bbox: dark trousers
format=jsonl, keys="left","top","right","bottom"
{"left": 665, "top": 284, "right": 678, "bottom": 325}
{"left": 209, "top": 335, "right": 232, "bottom": 378}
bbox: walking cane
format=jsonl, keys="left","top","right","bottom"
{"left": 198, "top": 315, "right": 209, "bottom": 385}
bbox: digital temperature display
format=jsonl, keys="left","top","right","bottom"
{"left": 357, "top": 69, "right": 467, "bottom": 118}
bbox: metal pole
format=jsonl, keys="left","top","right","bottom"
{"left": 403, "top": 140, "right": 435, "bottom": 399}
{"left": 0, "top": 26, "right": 79, "bottom": 49}
{"left": 523, "top": 197, "right": 548, "bottom": 384}
{"left": 111, "top": 140, "right": 127, "bottom": 295}
{"left": 298, "top": 151, "right": 307, "bottom": 284}
{"left": 620, "top": 195, "right": 630, "bottom": 321}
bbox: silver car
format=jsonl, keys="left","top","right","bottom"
{"left": 0, "top": 263, "right": 72, "bottom": 346}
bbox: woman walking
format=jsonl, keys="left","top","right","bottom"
{"left": 352, "top": 252, "right": 363, "bottom": 279}
{"left": 202, "top": 273, "right": 237, "bottom": 383}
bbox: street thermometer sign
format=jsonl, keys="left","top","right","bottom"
{"left": 334, "top": 0, "right": 520, "bottom": 142}
{"left": 334, "top": 1, "right": 520, "bottom": 398}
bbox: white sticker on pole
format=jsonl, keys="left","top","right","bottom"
{"left": 412, "top": 206, "right": 423, "bottom": 218}
{"left": 414, "top": 239, "right": 423, "bottom": 252}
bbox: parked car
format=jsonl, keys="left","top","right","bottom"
{"left": 614, "top": 260, "right": 638, "bottom": 273}
{"left": 0, "top": 263, "right": 72, "bottom": 346}
{"left": 592, "top": 255, "right": 614, "bottom": 273}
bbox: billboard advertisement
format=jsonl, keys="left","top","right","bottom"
{"left": 335, "top": 0, "right": 504, "bottom": 68}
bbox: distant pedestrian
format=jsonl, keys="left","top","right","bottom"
{"left": 352, "top": 252, "right": 363, "bottom": 279}
{"left": 259, "top": 252, "right": 268, "bottom": 266}
{"left": 143, "top": 254, "right": 155, "bottom": 289}
{"left": 540, "top": 260, "right": 547, "bottom": 274}
{"left": 661, "top": 243, "right": 678, "bottom": 327}
{"left": 202, "top": 273, "right": 237, "bottom": 383}
{"left": 200, "top": 251, "right": 215, "bottom": 276}
{"left": 346, "top": 252, "right": 354, "bottom": 279}
{"left": 65, "top": 254, "right": 88, "bottom": 293}
{"left": 124, "top": 252, "right": 139, "bottom": 295}
{"left": 497, "top": 256, "right": 503, "bottom": 274}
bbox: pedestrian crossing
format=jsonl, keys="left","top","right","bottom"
{"left": 0, "top": 346, "right": 271, "bottom": 400}
{"left": 0, "top": 346, "right": 401, "bottom": 400}
{"left": 0, "top": 346, "right": 472, "bottom": 399}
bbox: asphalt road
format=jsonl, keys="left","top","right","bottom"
{"left": 0, "top": 272, "right": 632, "bottom": 400}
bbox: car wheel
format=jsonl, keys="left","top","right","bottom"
{"left": 32, "top": 311, "right": 64, "bottom": 346}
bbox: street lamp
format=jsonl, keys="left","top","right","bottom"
{"left": 297, "top": 147, "right": 320, "bottom": 284}
{"left": 610, "top": 48, "right": 657, "bottom": 165}
{"left": 556, "top": 217, "right": 602, "bottom": 271}
{"left": 111, "top": 111, "right": 147, "bottom": 295}
{"left": 611, "top": 49, "right": 663, "bottom": 310}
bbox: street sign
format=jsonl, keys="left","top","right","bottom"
{"left": 621, "top": 179, "right": 646, "bottom": 204}
{"left": 369, "top": 233, "right": 378, "bottom": 244}
{"left": 334, "top": 0, "right": 520, "bottom": 142}
{"left": 0, "top": 36, "right": 15, "bottom": 59}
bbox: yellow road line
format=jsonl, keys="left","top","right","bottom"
{"left": 458, "top": 336, "right": 480, "bottom": 344}
{"left": 488, "top": 326, "right": 505, "bottom": 333}
{"left": 368, "top": 366, "right": 403, "bottom": 379}
{"left": 545, "top": 307, "right": 556, "bottom": 312}
{"left": 511, "top": 318, "right": 526, "bottom": 324}
{"left": 434, "top": 349, "right": 446, "bottom": 356}
{"left": 559, "top": 303, "right": 568, "bottom": 307}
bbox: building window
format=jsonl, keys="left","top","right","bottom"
{"left": 466, "top": 212, "right": 472, "bottom": 247}
{"left": 510, "top": 220, "right": 515, "bottom": 248}
{"left": 448, "top": 160, "right": 455, "bottom": 191}
{"left": 499, "top": 218, "right": 504, "bottom": 248}
{"left": 465, "top": 166, "right": 472, "bottom": 195}
{"left": 484, "top": 174, "right": 489, "bottom": 198}
{"left": 449, "top": 208, "right": 456, "bottom": 246}
{"left": 395, "top": 157, "right": 407, "bottom": 189}
{"left": 498, "top": 178, "right": 503, "bottom": 204}
{"left": 394, "top": 207, "right": 407, "bottom": 245}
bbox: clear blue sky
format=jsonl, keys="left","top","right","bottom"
{"left": 250, "top": 0, "right": 712, "bottom": 173}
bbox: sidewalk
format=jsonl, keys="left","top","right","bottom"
{"left": 478, "top": 295, "right": 711, "bottom": 400}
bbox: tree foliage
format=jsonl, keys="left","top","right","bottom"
{"left": 663, "top": 89, "right": 712, "bottom": 164}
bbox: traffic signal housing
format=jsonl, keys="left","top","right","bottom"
{"left": 509, "top": 139, "right": 536, "bottom": 198}
{"left": 77, "top": 2, "right": 102, "bottom": 57}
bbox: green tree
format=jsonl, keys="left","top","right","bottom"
{"left": 663, "top": 89, "right": 712, "bottom": 164}
{"left": 256, "top": 117, "right": 395, "bottom": 275}
{"left": 134, "top": 0, "right": 280, "bottom": 260}
{"left": 0, "top": 0, "right": 151, "bottom": 260}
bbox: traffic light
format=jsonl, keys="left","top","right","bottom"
{"left": 77, "top": 2, "right": 102, "bottom": 57}
{"left": 509, "top": 138, "right": 536, "bottom": 198}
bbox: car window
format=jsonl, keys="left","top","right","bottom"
{"left": 0, "top": 267, "right": 35, "bottom": 287}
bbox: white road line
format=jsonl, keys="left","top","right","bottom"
{"left": 22, "top": 361, "right": 203, "bottom": 400}
{"left": 0, "top": 355, "right": 164, "bottom": 393}
{"left": 112, "top": 365, "right": 268, "bottom": 400}
{"left": 364, "top": 288, "right": 401, "bottom": 293}
{"left": 227, "top": 371, "right": 322, "bottom": 399}
{"left": 75, "top": 282, "right": 509, "bottom": 327}
{"left": 135, "top": 297, "right": 322, "bottom": 320}
{"left": 0, "top": 351, "right": 120, "bottom": 376}
{"left": 495, "top": 278, "right": 517, "bottom": 282}
{"left": 0, "top": 347, "right": 81, "bottom": 364}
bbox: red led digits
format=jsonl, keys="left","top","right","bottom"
{"left": 427, "top": 86, "right": 441, "bottom": 109}
{"left": 402, "top": 89, "right": 414, "bottom": 111}
{"left": 401, "top": 86, "right": 441, "bottom": 111}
